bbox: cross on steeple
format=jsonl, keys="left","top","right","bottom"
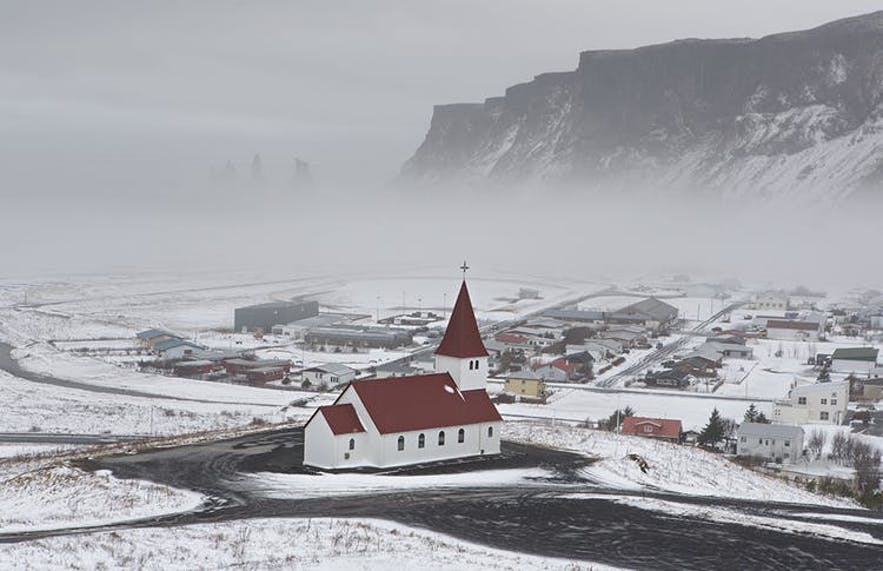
{"left": 460, "top": 260, "right": 470, "bottom": 279}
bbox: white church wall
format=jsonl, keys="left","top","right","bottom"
{"left": 304, "top": 415, "right": 336, "bottom": 469}
{"left": 375, "top": 421, "right": 501, "bottom": 468}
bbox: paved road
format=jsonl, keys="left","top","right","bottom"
{"left": 1, "top": 428, "right": 881, "bottom": 569}
{"left": 0, "top": 432, "right": 143, "bottom": 445}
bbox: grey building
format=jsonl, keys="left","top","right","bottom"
{"left": 234, "top": 299, "right": 319, "bottom": 333}
{"left": 305, "top": 326, "right": 412, "bottom": 349}
{"left": 736, "top": 422, "right": 804, "bottom": 464}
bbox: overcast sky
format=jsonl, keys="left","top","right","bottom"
{"left": 2, "top": 1, "right": 882, "bottom": 192}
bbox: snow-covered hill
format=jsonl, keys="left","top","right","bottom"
{"left": 402, "top": 11, "right": 883, "bottom": 202}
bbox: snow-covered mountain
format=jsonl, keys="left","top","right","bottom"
{"left": 401, "top": 12, "right": 883, "bottom": 201}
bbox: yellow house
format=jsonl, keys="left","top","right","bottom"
{"left": 503, "top": 370, "right": 547, "bottom": 401}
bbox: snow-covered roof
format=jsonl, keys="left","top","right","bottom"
{"left": 738, "top": 422, "right": 803, "bottom": 439}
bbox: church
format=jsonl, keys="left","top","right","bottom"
{"left": 303, "top": 279, "right": 503, "bottom": 470}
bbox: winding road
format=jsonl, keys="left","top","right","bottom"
{"left": 0, "top": 428, "right": 881, "bottom": 570}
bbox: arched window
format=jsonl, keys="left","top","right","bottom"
{"left": 468, "top": 361, "right": 474, "bottom": 370}
{"left": 487, "top": 426, "right": 494, "bottom": 438}
{"left": 474, "top": 360, "right": 480, "bottom": 370}
{"left": 438, "top": 431, "right": 446, "bottom": 446}
{"left": 418, "top": 433, "right": 425, "bottom": 448}
{"left": 349, "top": 438, "right": 355, "bottom": 450}
{"left": 458, "top": 428, "right": 465, "bottom": 443}
{"left": 397, "top": 435, "right": 405, "bottom": 451}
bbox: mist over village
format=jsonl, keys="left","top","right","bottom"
{"left": 3, "top": 2, "right": 883, "bottom": 569}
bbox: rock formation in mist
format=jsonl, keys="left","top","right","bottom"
{"left": 401, "top": 11, "right": 883, "bottom": 200}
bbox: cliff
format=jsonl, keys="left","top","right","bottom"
{"left": 401, "top": 12, "right": 883, "bottom": 199}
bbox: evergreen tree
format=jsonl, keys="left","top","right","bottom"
{"left": 744, "top": 403, "right": 760, "bottom": 423}
{"left": 699, "top": 407, "right": 726, "bottom": 449}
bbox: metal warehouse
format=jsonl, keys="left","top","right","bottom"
{"left": 234, "top": 299, "right": 319, "bottom": 332}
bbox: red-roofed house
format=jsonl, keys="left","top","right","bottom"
{"left": 304, "top": 279, "right": 503, "bottom": 469}
{"left": 620, "top": 416, "right": 683, "bottom": 442}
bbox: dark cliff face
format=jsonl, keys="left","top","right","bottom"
{"left": 401, "top": 11, "right": 883, "bottom": 199}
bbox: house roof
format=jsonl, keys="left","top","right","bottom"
{"left": 766, "top": 319, "right": 819, "bottom": 331}
{"left": 348, "top": 373, "right": 501, "bottom": 434}
{"left": 831, "top": 347, "right": 879, "bottom": 362}
{"left": 318, "top": 404, "right": 366, "bottom": 435}
{"left": 738, "top": 422, "right": 803, "bottom": 439}
{"left": 503, "top": 369, "right": 542, "bottom": 381}
{"left": 435, "top": 281, "right": 488, "bottom": 358}
{"left": 136, "top": 329, "right": 175, "bottom": 340}
{"left": 153, "top": 338, "right": 202, "bottom": 352}
{"left": 306, "top": 363, "right": 355, "bottom": 376}
{"left": 621, "top": 416, "right": 682, "bottom": 438}
{"left": 616, "top": 297, "right": 679, "bottom": 322}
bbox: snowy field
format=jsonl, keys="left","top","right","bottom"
{"left": 0, "top": 517, "right": 612, "bottom": 571}
{"left": 503, "top": 422, "right": 853, "bottom": 507}
{"left": 0, "top": 463, "right": 203, "bottom": 533}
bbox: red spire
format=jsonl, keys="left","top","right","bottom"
{"left": 436, "top": 281, "right": 488, "bottom": 358}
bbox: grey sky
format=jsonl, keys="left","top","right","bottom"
{"left": 2, "top": 1, "right": 881, "bottom": 191}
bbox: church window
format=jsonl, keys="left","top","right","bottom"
{"left": 438, "top": 431, "right": 446, "bottom": 446}
{"left": 469, "top": 361, "right": 474, "bottom": 370}
{"left": 458, "top": 428, "right": 465, "bottom": 443}
{"left": 487, "top": 426, "right": 493, "bottom": 438}
{"left": 397, "top": 435, "right": 405, "bottom": 451}
{"left": 418, "top": 433, "right": 425, "bottom": 448}
{"left": 349, "top": 438, "right": 355, "bottom": 450}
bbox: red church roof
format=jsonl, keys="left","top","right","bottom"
{"left": 435, "top": 281, "right": 489, "bottom": 358}
{"left": 347, "top": 373, "right": 501, "bottom": 434}
{"left": 317, "top": 403, "right": 366, "bottom": 435}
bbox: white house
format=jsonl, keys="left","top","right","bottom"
{"left": 153, "top": 338, "right": 204, "bottom": 360}
{"left": 765, "top": 319, "right": 822, "bottom": 341}
{"left": 751, "top": 292, "right": 789, "bottom": 311}
{"left": 302, "top": 363, "right": 356, "bottom": 387}
{"left": 304, "top": 280, "right": 502, "bottom": 470}
{"left": 830, "top": 347, "right": 879, "bottom": 375}
{"left": 772, "top": 381, "right": 849, "bottom": 425}
{"left": 736, "top": 423, "right": 804, "bottom": 464}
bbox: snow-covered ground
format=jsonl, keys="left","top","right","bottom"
{"left": 503, "top": 422, "right": 855, "bottom": 507}
{"left": 242, "top": 468, "right": 550, "bottom": 500}
{"left": 0, "top": 463, "right": 204, "bottom": 533}
{"left": 0, "top": 517, "right": 613, "bottom": 570}
{"left": 0, "top": 369, "right": 311, "bottom": 437}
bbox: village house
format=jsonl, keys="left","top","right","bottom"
{"left": 620, "top": 416, "right": 683, "bottom": 442}
{"left": 772, "top": 381, "right": 849, "bottom": 425}
{"left": 644, "top": 368, "right": 692, "bottom": 389}
{"left": 750, "top": 291, "right": 789, "bottom": 311}
{"left": 303, "top": 279, "right": 502, "bottom": 470}
{"left": 373, "top": 361, "right": 423, "bottom": 379}
{"left": 608, "top": 298, "right": 679, "bottom": 329}
{"left": 764, "top": 319, "right": 823, "bottom": 341}
{"left": 136, "top": 329, "right": 181, "bottom": 349}
{"left": 153, "top": 338, "right": 205, "bottom": 360}
{"left": 302, "top": 363, "right": 357, "bottom": 387}
{"left": 830, "top": 347, "right": 879, "bottom": 374}
{"left": 699, "top": 341, "right": 754, "bottom": 359}
{"left": 502, "top": 369, "right": 547, "bottom": 401}
{"left": 736, "top": 423, "right": 804, "bottom": 464}
{"left": 850, "top": 377, "right": 883, "bottom": 401}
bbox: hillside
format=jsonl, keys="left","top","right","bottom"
{"left": 401, "top": 11, "right": 883, "bottom": 201}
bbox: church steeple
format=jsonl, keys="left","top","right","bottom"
{"left": 435, "top": 278, "right": 488, "bottom": 391}
{"left": 436, "top": 280, "right": 488, "bottom": 359}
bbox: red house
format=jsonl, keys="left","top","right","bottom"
{"left": 620, "top": 416, "right": 682, "bottom": 442}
